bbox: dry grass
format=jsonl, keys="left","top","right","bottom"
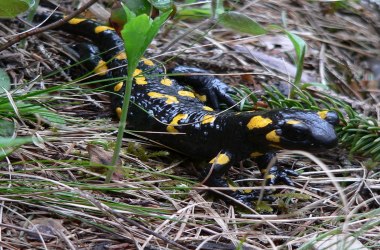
{"left": 0, "top": 1, "right": 379, "bottom": 249}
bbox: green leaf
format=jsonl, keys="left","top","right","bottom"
{"left": 301, "top": 82, "right": 329, "bottom": 89}
{"left": 285, "top": 31, "right": 306, "bottom": 95}
{"left": 285, "top": 31, "right": 306, "bottom": 64}
{"left": 108, "top": 6, "right": 172, "bottom": 183}
{"left": 211, "top": 0, "right": 225, "bottom": 17}
{"left": 255, "top": 201, "right": 273, "bottom": 213}
{"left": 0, "top": 136, "right": 32, "bottom": 147}
{"left": 0, "top": 101, "right": 65, "bottom": 125}
{"left": 0, "top": 136, "right": 33, "bottom": 160}
{"left": 121, "top": 8, "right": 172, "bottom": 74}
{"left": 122, "top": 0, "right": 151, "bottom": 15}
{"left": 121, "top": 13, "right": 152, "bottom": 72}
{"left": 0, "top": 68, "right": 11, "bottom": 94}
{"left": 113, "top": 0, "right": 172, "bottom": 29}
{"left": 0, "top": 0, "right": 33, "bottom": 18}
{"left": 217, "top": 11, "right": 267, "bottom": 35}
{"left": 0, "top": 120, "right": 14, "bottom": 137}
{"left": 112, "top": 0, "right": 149, "bottom": 28}
{"left": 110, "top": 7, "right": 128, "bottom": 30}
{"left": 149, "top": 0, "right": 173, "bottom": 11}
{"left": 176, "top": 8, "right": 211, "bottom": 19}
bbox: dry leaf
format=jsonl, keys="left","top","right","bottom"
{"left": 87, "top": 144, "right": 124, "bottom": 180}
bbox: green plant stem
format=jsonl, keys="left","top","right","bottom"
{"left": 106, "top": 75, "right": 133, "bottom": 183}
{"left": 290, "top": 46, "right": 305, "bottom": 98}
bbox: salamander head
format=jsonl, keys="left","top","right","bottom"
{"left": 246, "top": 109, "right": 339, "bottom": 151}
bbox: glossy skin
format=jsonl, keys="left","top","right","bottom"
{"left": 35, "top": 13, "right": 339, "bottom": 205}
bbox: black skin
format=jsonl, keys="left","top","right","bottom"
{"left": 35, "top": 13, "right": 339, "bottom": 206}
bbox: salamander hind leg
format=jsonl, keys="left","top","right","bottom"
{"left": 202, "top": 151, "right": 273, "bottom": 207}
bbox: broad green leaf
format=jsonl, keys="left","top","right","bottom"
{"left": 122, "top": 13, "right": 152, "bottom": 72}
{"left": 0, "top": 136, "right": 33, "bottom": 159}
{"left": 0, "top": 120, "right": 14, "bottom": 137}
{"left": 121, "top": 8, "right": 172, "bottom": 74}
{"left": 285, "top": 31, "right": 306, "bottom": 94}
{"left": 218, "top": 11, "right": 267, "bottom": 35}
{"left": 0, "top": 68, "right": 11, "bottom": 94}
{"left": 0, "top": 0, "right": 33, "bottom": 18}
{"left": 285, "top": 31, "right": 306, "bottom": 64}
{"left": 0, "top": 136, "right": 32, "bottom": 147}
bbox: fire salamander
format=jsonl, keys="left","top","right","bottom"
{"left": 35, "top": 13, "right": 339, "bottom": 205}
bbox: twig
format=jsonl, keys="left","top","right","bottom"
{"left": 0, "top": 0, "right": 98, "bottom": 52}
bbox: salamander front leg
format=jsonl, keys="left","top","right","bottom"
{"left": 255, "top": 152, "right": 299, "bottom": 186}
{"left": 202, "top": 151, "right": 272, "bottom": 206}
{"left": 169, "top": 66, "right": 238, "bottom": 110}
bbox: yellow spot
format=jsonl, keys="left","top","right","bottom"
{"left": 148, "top": 92, "right": 178, "bottom": 104}
{"left": 318, "top": 110, "right": 328, "bottom": 120}
{"left": 132, "top": 68, "right": 147, "bottom": 85}
{"left": 266, "top": 130, "right": 280, "bottom": 143}
{"left": 201, "top": 115, "right": 216, "bottom": 124}
{"left": 161, "top": 78, "right": 172, "bottom": 86}
{"left": 135, "top": 76, "right": 147, "bottom": 85}
{"left": 167, "top": 126, "right": 178, "bottom": 133}
{"left": 68, "top": 18, "right": 86, "bottom": 25}
{"left": 114, "top": 82, "right": 123, "bottom": 92}
{"left": 142, "top": 58, "right": 154, "bottom": 66}
{"left": 115, "top": 52, "right": 127, "bottom": 60}
{"left": 209, "top": 153, "right": 230, "bottom": 165}
{"left": 178, "top": 90, "right": 195, "bottom": 98}
{"left": 247, "top": 116, "right": 272, "bottom": 130}
{"left": 250, "top": 152, "right": 263, "bottom": 158}
{"left": 228, "top": 183, "right": 237, "bottom": 192}
{"left": 286, "top": 120, "right": 301, "bottom": 125}
{"left": 203, "top": 106, "right": 214, "bottom": 111}
{"left": 195, "top": 94, "right": 207, "bottom": 102}
{"left": 116, "top": 107, "right": 122, "bottom": 119}
{"left": 167, "top": 114, "right": 188, "bottom": 133}
{"left": 95, "top": 26, "right": 115, "bottom": 33}
{"left": 133, "top": 69, "right": 142, "bottom": 77}
{"left": 265, "top": 174, "right": 275, "bottom": 180}
{"left": 94, "top": 60, "right": 108, "bottom": 76}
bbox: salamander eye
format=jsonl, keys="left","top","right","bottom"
{"left": 325, "top": 111, "right": 339, "bottom": 126}
{"left": 283, "top": 122, "right": 309, "bottom": 141}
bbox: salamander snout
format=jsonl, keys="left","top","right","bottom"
{"left": 268, "top": 109, "right": 339, "bottom": 151}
